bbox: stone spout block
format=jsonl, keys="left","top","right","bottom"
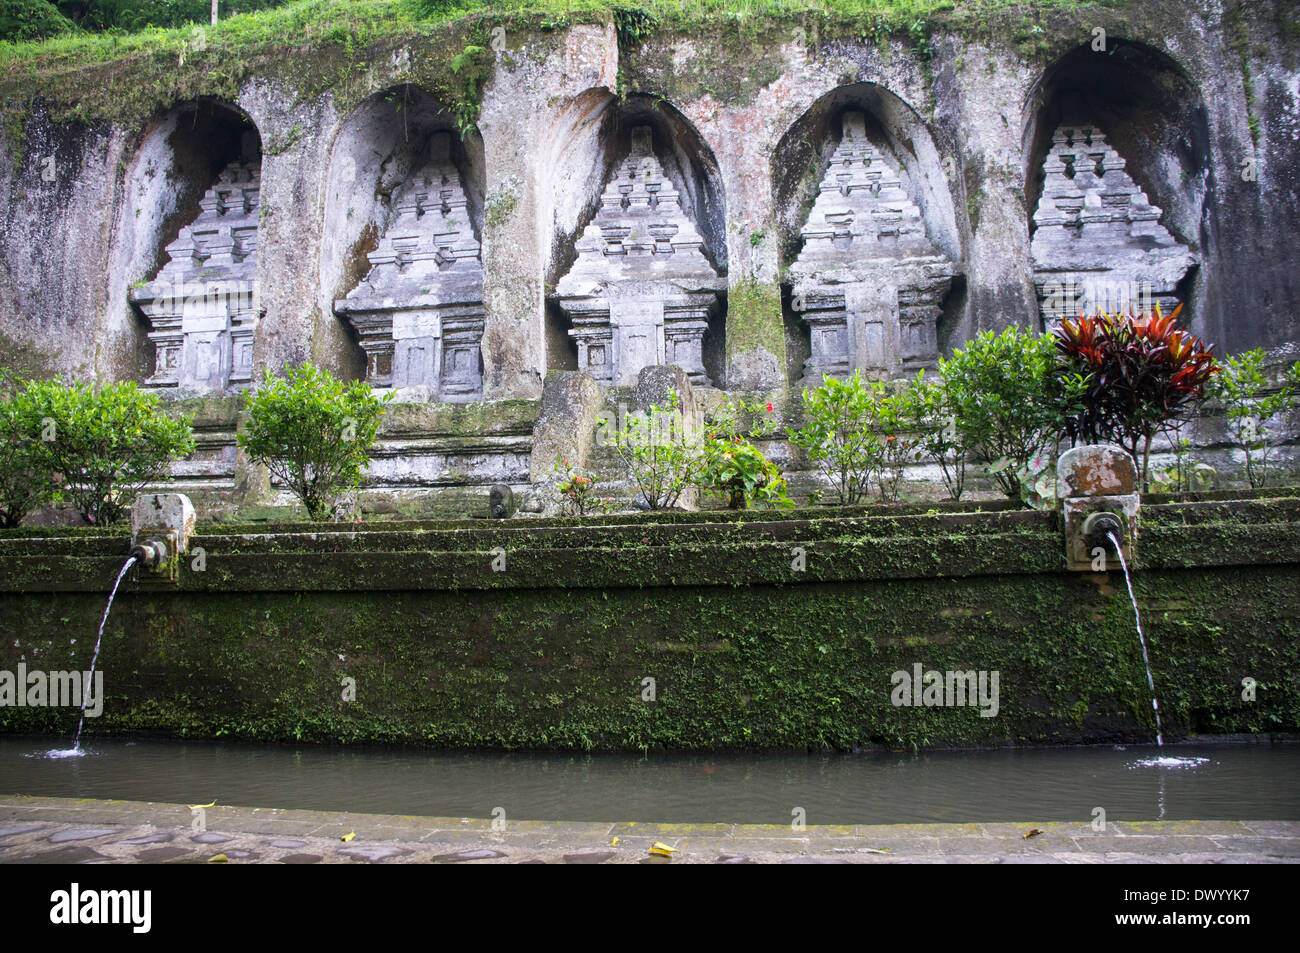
{"left": 1058, "top": 445, "right": 1140, "bottom": 572}
{"left": 131, "top": 493, "right": 195, "bottom": 580}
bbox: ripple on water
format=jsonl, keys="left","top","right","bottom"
{"left": 1128, "top": 756, "right": 1211, "bottom": 770}
{"left": 26, "top": 748, "right": 84, "bottom": 760}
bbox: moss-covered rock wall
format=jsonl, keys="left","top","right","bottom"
{"left": 1, "top": 497, "right": 1295, "bottom": 750}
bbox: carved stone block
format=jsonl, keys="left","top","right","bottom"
{"left": 335, "top": 132, "right": 485, "bottom": 402}
{"left": 553, "top": 126, "right": 724, "bottom": 387}
{"left": 789, "top": 112, "right": 956, "bottom": 384}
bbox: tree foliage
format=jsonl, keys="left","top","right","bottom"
{"left": 238, "top": 362, "right": 389, "bottom": 521}
{"left": 21, "top": 377, "right": 195, "bottom": 525}
{"left": 0, "top": 0, "right": 72, "bottom": 42}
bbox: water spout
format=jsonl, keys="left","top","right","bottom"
{"left": 51, "top": 554, "right": 137, "bottom": 757}
{"left": 1083, "top": 511, "right": 1124, "bottom": 555}
{"left": 1108, "top": 531, "right": 1162, "bottom": 747}
{"left": 130, "top": 538, "right": 167, "bottom": 571}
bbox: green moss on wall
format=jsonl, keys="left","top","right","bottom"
{"left": 1, "top": 562, "right": 1294, "bottom": 750}
{"left": 1, "top": 500, "right": 1295, "bottom": 751}
{"left": 0, "top": 327, "right": 59, "bottom": 379}
{"left": 726, "top": 278, "right": 785, "bottom": 364}
{"left": 2, "top": 101, "right": 25, "bottom": 163}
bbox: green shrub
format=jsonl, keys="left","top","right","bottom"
{"left": 606, "top": 391, "right": 696, "bottom": 510}
{"left": 1150, "top": 432, "right": 1217, "bottom": 494}
{"left": 22, "top": 378, "right": 195, "bottom": 525}
{"left": 1054, "top": 306, "right": 1218, "bottom": 490}
{"left": 0, "top": 371, "right": 58, "bottom": 527}
{"left": 0, "top": 0, "right": 73, "bottom": 43}
{"left": 553, "top": 460, "right": 610, "bottom": 517}
{"left": 939, "top": 326, "right": 1066, "bottom": 498}
{"left": 239, "top": 362, "right": 389, "bottom": 521}
{"left": 787, "top": 371, "right": 878, "bottom": 505}
{"left": 697, "top": 396, "right": 790, "bottom": 510}
{"left": 865, "top": 378, "right": 921, "bottom": 503}
{"left": 909, "top": 371, "right": 967, "bottom": 501}
{"left": 1209, "top": 349, "right": 1300, "bottom": 488}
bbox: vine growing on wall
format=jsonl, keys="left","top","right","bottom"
{"left": 446, "top": 42, "right": 492, "bottom": 138}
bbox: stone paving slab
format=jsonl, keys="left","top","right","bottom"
{"left": 0, "top": 795, "right": 1297, "bottom": 864}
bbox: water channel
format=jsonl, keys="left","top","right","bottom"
{"left": 4, "top": 738, "right": 1296, "bottom": 824}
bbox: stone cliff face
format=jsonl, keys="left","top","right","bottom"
{"left": 0, "top": 2, "right": 1296, "bottom": 514}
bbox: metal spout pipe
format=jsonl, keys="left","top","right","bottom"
{"left": 130, "top": 538, "right": 168, "bottom": 571}
{"left": 1082, "top": 511, "right": 1124, "bottom": 554}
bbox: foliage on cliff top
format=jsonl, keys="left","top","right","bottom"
{"left": 0, "top": 0, "right": 1121, "bottom": 105}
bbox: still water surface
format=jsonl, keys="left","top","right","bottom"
{"left": 3, "top": 738, "right": 1297, "bottom": 824}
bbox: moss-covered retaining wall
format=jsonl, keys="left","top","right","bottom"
{"left": 1, "top": 498, "right": 1297, "bottom": 750}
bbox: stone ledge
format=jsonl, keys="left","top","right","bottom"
{"left": 1, "top": 796, "right": 1296, "bottom": 865}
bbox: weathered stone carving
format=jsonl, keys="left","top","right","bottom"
{"left": 1031, "top": 124, "right": 1195, "bottom": 326}
{"left": 335, "top": 132, "right": 484, "bottom": 402}
{"left": 553, "top": 126, "right": 724, "bottom": 387}
{"left": 789, "top": 112, "right": 956, "bottom": 384}
{"left": 130, "top": 161, "right": 261, "bottom": 394}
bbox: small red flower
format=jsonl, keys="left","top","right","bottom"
{"left": 765, "top": 402, "right": 774, "bottom": 412}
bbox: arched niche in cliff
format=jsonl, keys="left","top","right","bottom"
{"left": 118, "top": 99, "right": 262, "bottom": 392}
{"left": 543, "top": 91, "right": 728, "bottom": 387}
{"left": 773, "top": 84, "right": 962, "bottom": 386}
{"left": 1022, "top": 40, "right": 1208, "bottom": 327}
{"left": 321, "top": 85, "right": 486, "bottom": 399}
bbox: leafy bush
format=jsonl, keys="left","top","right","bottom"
{"left": 553, "top": 461, "right": 609, "bottom": 517}
{"left": 789, "top": 373, "right": 925, "bottom": 505}
{"left": 1150, "top": 432, "right": 1217, "bottom": 494}
{"left": 0, "top": 0, "right": 73, "bottom": 43}
{"left": 864, "top": 379, "right": 920, "bottom": 503}
{"left": 697, "top": 397, "right": 790, "bottom": 510}
{"left": 1055, "top": 305, "right": 1218, "bottom": 489}
{"left": 939, "top": 326, "right": 1067, "bottom": 498}
{"left": 238, "top": 362, "right": 389, "bottom": 521}
{"left": 909, "top": 372, "right": 967, "bottom": 501}
{"left": 22, "top": 378, "right": 194, "bottom": 525}
{"left": 606, "top": 391, "right": 696, "bottom": 511}
{"left": 1209, "top": 349, "right": 1300, "bottom": 488}
{"left": 0, "top": 371, "right": 59, "bottom": 527}
{"left": 787, "top": 372, "right": 877, "bottom": 505}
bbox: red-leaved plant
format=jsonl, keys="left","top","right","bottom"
{"left": 1055, "top": 304, "right": 1219, "bottom": 490}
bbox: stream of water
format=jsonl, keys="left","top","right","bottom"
{"left": 1109, "top": 532, "right": 1164, "bottom": 748}
{"left": 46, "top": 555, "right": 136, "bottom": 760}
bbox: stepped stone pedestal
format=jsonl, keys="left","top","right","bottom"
{"left": 1031, "top": 124, "right": 1195, "bottom": 326}
{"left": 789, "top": 112, "right": 956, "bottom": 385}
{"left": 553, "top": 127, "right": 725, "bottom": 388}
{"left": 335, "top": 132, "right": 485, "bottom": 402}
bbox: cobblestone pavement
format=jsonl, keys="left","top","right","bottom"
{"left": 1, "top": 796, "right": 1297, "bottom": 864}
